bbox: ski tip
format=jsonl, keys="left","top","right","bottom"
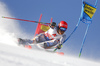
{"left": 56, "top": 52, "right": 64, "bottom": 55}
{"left": 25, "top": 45, "right": 32, "bottom": 49}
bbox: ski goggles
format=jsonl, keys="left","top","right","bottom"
{"left": 60, "top": 27, "right": 66, "bottom": 31}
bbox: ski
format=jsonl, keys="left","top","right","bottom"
{"left": 17, "top": 38, "right": 64, "bottom": 55}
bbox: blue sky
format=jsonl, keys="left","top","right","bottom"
{"left": 2, "top": 0, "right": 100, "bottom": 61}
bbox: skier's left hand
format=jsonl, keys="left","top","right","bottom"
{"left": 57, "top": 44, "right": 63, "bottom": 49}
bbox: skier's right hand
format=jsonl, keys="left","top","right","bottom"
{"left": 50, "top": 22, "right": 56, "bottom": 29}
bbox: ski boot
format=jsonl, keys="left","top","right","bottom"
{"left": 18, "top": 38, "right": 32, "bottom": 44}
{"left": 18, "top": 38, "right": 27, "bottom": 46}
{"left": 43, "top": 42, "right": 55, "bottom": 49}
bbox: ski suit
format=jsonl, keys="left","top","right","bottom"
{"left": 34, "top": 26, "right": 66, "bottom": 47}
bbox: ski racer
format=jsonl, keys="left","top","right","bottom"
{"left": 18, "top": 21, "right": 68, "bottom": 49}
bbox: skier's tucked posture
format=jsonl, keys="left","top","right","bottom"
{"left": 18, "top": 21, "right": 68, "bottom": 49}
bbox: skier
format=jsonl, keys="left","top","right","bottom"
{"left": 18, "top": 21, "right": 68, "bottom": 49}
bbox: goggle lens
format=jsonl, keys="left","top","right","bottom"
{"left": 60, "top": 27, "right": 66, "bottom": 31}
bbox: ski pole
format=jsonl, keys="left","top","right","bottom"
{"left": 2, "top": 16, "right": 50, "bottom": 25}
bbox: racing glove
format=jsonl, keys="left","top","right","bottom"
{"left": 50, "top": 22, "right": 56, "bottom": 29}
{"left": 57, "top": 44, "right": 63, "bottom": 49}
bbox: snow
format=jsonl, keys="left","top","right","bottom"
{"left": 0, "top": 43, "right": 100, "bottom": 66}
{"left": 0, "top": 1, "right": 100, "bottom": 66}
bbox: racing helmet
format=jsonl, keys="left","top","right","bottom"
{"left": 58, "top": 21, "right": 68, "bottom": 31}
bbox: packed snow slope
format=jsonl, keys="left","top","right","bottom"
{"left": 0, "top": 43, "right": 100, "bottom": 66}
